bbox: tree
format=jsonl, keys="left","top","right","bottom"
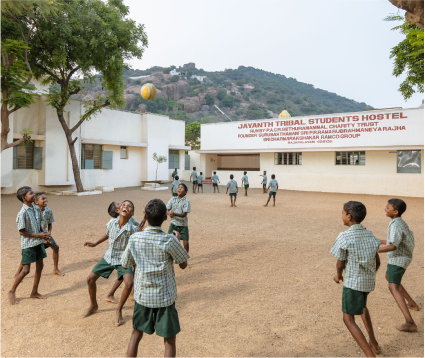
{"left": 28, "top": 0, "right": 147, "bottom": 192}
{"left": 205, "top": 93, "right": 214, "bottom": 106}
{"left": 221, "top": 95, "right": 235, "bottom": 108}
{"left": 152, "top": 152, "right": 167, "bottom": 183}
{"left": 385, "top": 14, "right": 424, "bottom": 99}
{"left": 170, "top": 75, "right": 179, "bottom": 82}
{"left": 216, "top": 88, "right": 227, "bottom": 101}
{"left": 185, "top": 122, "right": 200, "bottom": 150}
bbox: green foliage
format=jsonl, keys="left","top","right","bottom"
{"left": 204, "top": 93, "right": 214, "bottom": 106}
{"left": 166, "top": 100, "right": 177, "bottom": 111}
{"left": 152, "top": 152, "right": 167, "bottom": 164}
{"left": 171, "top": 110, "right": 192, "bottom": 123}
{"left": 384, "top": 14, "right": 424, "bottom": 100}
{"left": 221, "top": 95, "right": 235, "bottom": 108}
{"left": 170, "top": 75, "right": 179, "bottom": 82}
{"left": 216, "top": 88, "right": 227, "bottom": 101}
{"left": 1, "top": 0, "right": 68, "bottom": 18}
{"left": 163, "top": 68, "right": 171, "bottom": 74}
{"left": 236, "top": 79, "right": 244, "bottom": 86}
{"left": 185, "top": 122, "right": 200, "bottom": 150}
{"left": 187, "top": 70, "right": 193, "bottom": 77}
{"left": 245, "top": 103, "right": 270, "bottom": 120}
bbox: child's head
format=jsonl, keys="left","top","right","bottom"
{"left": 145, "top": 199, "right": 167, "bottom": 227}
{"left": 17, "top": 186, "right": 34, "bottom": 203}
{"left": 386, "top": 198, "right": 406, "bottom": 217}
{"left": 108, "top": 201, "right": 121, "bottom": 218}
{"left": 119, "top": 200, "right": 134, "bottom": 218}
{"left": 263, "top": 171, "right": 266, "bottom": 174}
{"left": 271, "top": 174, "right": 275, "bottom": 179}
{"left": 342, "top": 201, "right": 366, "bottom": 224}
{"left": 175, "top": 168, "right": 177, "bottom": 170}
{"left": 213, "top": 171, "right": 216, "bottom": 174}
{"left": 244, "top": 171, "right": 247, "bottom": 175}
{"left": 175, "top": 175, "right": 179, "bottom": 181}
{"left": 193, "top": 167, "right": 196, "bottom": 170}
{"left": 200, "top": 172, "right": 203, "bottom": 175}
{"left": 34, "top": 193, "right": 47, "bottom": 208}
{"left": 177, "top": 183, "right": 188, "bottom": 197}
{"left": 230, "top": 174, "right": 234, "bottom": 179}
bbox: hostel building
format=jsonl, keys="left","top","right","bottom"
{"left": 190, "top": 107, "right": 424, "bottom": 197}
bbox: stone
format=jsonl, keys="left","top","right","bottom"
{"left": 96, "top": 186, "right": 114, "bottom": 192}
{"left": 177, "top": 96, "right": 202, "bottom": 113}
{"left": 202, "top": 105, "right": 210, "bottom": 112}
{"left": 135, "top": 104, "right": 147, "bottom": 113}
{"left": 162, "top": 80, "right": 190, "bottom": 101}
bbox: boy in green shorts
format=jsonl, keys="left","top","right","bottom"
{"left": 190, "top": 167, "right": 198, "bottom": 193}
{"left": 166, "top": 183, "right": 191, "bottom": 253}
{"left": 241, "top": 171, "right": 249, "bottom": 196}
{"left": 171, "top": 175, "right": 181, "bottom": 197}
{"left": 226, "top": 174, "right": 238, "bottom": 207}
{"left": 331, "top": 201, "right": 381, "bottom": 357}
{"left": 122, "top": 199, "right": 190, "bottom": 357}
{"left": 197, "top": 172, "right": 204, "bottom": 193}
{"left": 264, "top": 174, "right": 278, "bottom": 207}
{"left": 379, "top": 198, "right": 418, "bottom": 332}
{"left": 260, "top": 171, "right": 267, "bottom": 193}
{"left": 9, "top": 186, "right": 50, "bottom": 305}
{"left": 211, "top": 171, "right": 220, "bottom": 193}
{"left": 83, "top": 200, "right": 138, "bottom": 326}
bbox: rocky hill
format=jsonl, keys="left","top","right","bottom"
{"left": 75, "top": 65, "right": 374, "bottom": 123}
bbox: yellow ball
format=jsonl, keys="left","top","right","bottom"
{"left": 140, "top": 83, "right": 157, "bottom": 101}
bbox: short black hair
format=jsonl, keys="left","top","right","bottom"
{"left": 264, "top": 171, "right": 267, "bottom": 173}
{"left": 108, "top": 202, "right": 119, "bottom": 218}
{"left": 271, "top": 174, "right": 275, "bottom": 179}
{"left": 175, "top": 175, "right": 179, "bottom": 180}
{"left": 145, "top": 199, "right": 166, "bottom": 227}
{"left": 34, "top": 192, "right": 46, "bottom": 201}
{"left": 200, "top": 172, "right": 203, "bottom": 175}
{"left": 388, "top": 198, "right": 407, "bottom": 216}
{"left": 122, "top": 200, "right": 135, "bottom": 213}
{"left": 343, "top": 201, "right": 367, "bottom": 223}
{"left": 175, "top": 168, "right": 177, "bottom": 170}
{"left": 193, "top": 167, "right": 196, "bottom": 170}
{"left": 213, "top": 171, "right": 216, "bottom": 174}
{"left": 179, "top": 183, "right": 188, "bottom": 192}
{"left": 230, "top": 174, "right": 234, "bottom": 179}
{"left": 17, "top": 186, "right": 32, "bottom": 202}
{"left": 244, "top": 171, "right": 247, "bottom": 174}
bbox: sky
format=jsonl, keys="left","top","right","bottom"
{"left": 125, "top": 0, "right": 423, "bottom": 110}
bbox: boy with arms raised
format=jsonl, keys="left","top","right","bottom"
{"left": 379, "top": 198, "right": 418, "bottom": 332}
{"left": 331, "top": 201, "right": 380, "bottom": 357}
{"left": 122, "top": 199, "right": 190, "bottom": 358}
{"left": 83, "top": 200, "right": 137, "bottom": 326}
{"left": 226, "top": 174, "right": 238, "bottom": 207}
{"left": 9, "top": 186, "right": 50, "bottom": 304}
{"left": 166, "top": 183, "right": 191, "bottom": 253}
{"left": 241, "top": 171, "right": 249, "bottom": 196}
{"left": 264, "top": 174, "right": 278, "bottom": 207}
{"left": 260, "top": 171, "right": 267, "bottom": 193}
{"left": 171, "top": 175, "right": 181, "bottom": 197}
{"left": 211, "top": 171, "right": 220, "bottom": 193}
{"left": 190, "top": 167, "right": 198, "bottom": 193}
{"left": 197, "top": 172, "right": 204, "bottom": 193}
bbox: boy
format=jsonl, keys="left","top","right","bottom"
{"left": 190, "top": 167, "right": 198, "bottom": 194}
{"left": 166, "top": 184, "right": 191, "bottom": 253}
{"left": 171, "top": 175, "right": 181, "bottom": 197}
{"left": 260, "top": 171, "right": 267, "bottom": 193}
{"left": 264, "top": 174, "right": 278, "bottom": 207}
{"left": 171, "top": 168, "right": 178, "bottom": 181}
{"left": 379, "top": 198, "right": 418, "bottom": 332}
{"left": 15, "top": 193, "right": 63, "bottom": 277}
{"left": 211, "top": 171, "right": 220, "bottom": 193}
{"left": 122, "top": 199, "right": 190, "bottom": 358}
{"left": 197, "top": 172, "right": 204, "bottom": 193}
{"left": 226, "top": 174, "right": 238, "bottom": 207}
{"left": 241, "top": 171, "right": 249, "bottom": 196}
{"left": 331, "top": 201, "right": 381, "bottom": 357}
{"left": 9, "top": 186, "right": 50, "bottom": 305}
{"left": 83, "top": 200, "right": 137, "bottom": 326}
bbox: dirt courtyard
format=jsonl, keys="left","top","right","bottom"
{"left": 1, "top": 184, "right": 424, "bottom": 357}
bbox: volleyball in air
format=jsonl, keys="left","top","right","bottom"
{"left": 141, "top": 83, "right": 157, "bottom": 101}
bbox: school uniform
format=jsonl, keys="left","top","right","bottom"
{"left": 211, "top": 174, "right": 219, "bottom": 187}
{"left": 166, "top": 196, "right": 191, "bottom": 241}
{"left": 268, "top": 179, "right": 278, "bottom": 196}
{"left": 121, "top": 226, "right": 190, "bottom": 337}
{"left": 191, "top": 171, "right": 198, "bottom": 184}
{"left": 262, "top": 175, "right": 267, "bottom": 187}
{"left": 331, "top": 225, "right": 380, "bottom": 315}
{"left": 386, "top": 217, "right": 415, "bottom": 285}
{"left": 241, "top": 175, "right": 249, "bottom": 188}
{"left": 16, "top": 203, "right": 46, "bottom": 264}
{"left": 171, "top": 180, "right": 181, "bottom": 197}
{"left": 34, "top": 206, "right": 56, "bottom": 249}
{"left": 197, "top": 175, "right": 204, "bottom": 187}
{"left": 227, "top": 179, "right": 238, "bottom": 196}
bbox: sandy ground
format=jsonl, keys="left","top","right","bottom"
{"left": 1, "top": 183, "right": 423, "bottom": 357}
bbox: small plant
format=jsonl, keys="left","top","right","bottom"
{"left": 152, "top": 152, "right": 167, "bottom": 183}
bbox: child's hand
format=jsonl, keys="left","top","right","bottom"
{"left": 333, "top": 275, "right": 343, "bottom": 284}
{"left": 84, "top": 242, "right": 96, "bottom": 247}
{"left": 138, "top": 218, "right": 146, "bottom": 232}
{"left": 169, "top": 211, "right": 175, "bottom": 218}
{"left": 43, "top": 236, "right": 51, "bottom": 244}
{"left": 38, "top": 232, "right": 50, "bottom": 239}
{"left": 173, "top": 230, "right": 181, "bottom": 240}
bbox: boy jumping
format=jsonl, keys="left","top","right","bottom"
{"left": 83, "top": 200, "right": 138, "bottom": 326}
{"left": 211, "top": 171, "right": 220, "bottom": 193}
{"left": 9, "top": 186, "right": 50, "bottom": 305}
{"left": 190, "top": 167, "right": 198, "bottom": 193}
{"left": 226, "top": 174, "right": 238, "bottom": 207}
{"left": 264, "top": 174, "right": 278, "bottom": 207}
{"left": 331, "top": 201, "right": 380, "bottom": 357}
{"left": 166, "top": 183, "right": 191, "bottom": 253}
{"left": 379, "top": 198, "right": 418, "bottom": 332}
{"left": 122, "top": 199, "right": 190, "bottom": 358}
{"left": 241, "top": 171, "right": 249, "bottom": 196}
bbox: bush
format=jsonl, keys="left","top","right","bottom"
{"left": 163, "top": 68, "right": 171, "bottom": 74}
{"left": 217, "top": 88, "right": 227, "bottom": 101}
{"left": 170, "top": 75, "right": 179, "bottom": 82}
{"left": 205, "top": 94, "right": 214, "bottom": 106}
{"left": 236, "top": 79, "right": 244, "bottom": 86}
{"left": 221, "top": 95, "right": 235, "bottom": 108}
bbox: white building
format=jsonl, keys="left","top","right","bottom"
{"left": 190, "top": 107, "right": 424, "bottom": 197}
{"left": 1, "top": 95, "right": 190, "bottom": 194}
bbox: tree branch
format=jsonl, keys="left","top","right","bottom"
{"left": 70, "top": 137, "right": 78, "bottom": 145}
{"left": 69, "top": 100, "right": 110, "bottom": 135}
{"left": 66, "top": 66, "right": 81, "bottom": 83}
{"left": 33, "top": 63, "right": 62, "bottom": 83}
{"left": 2, "top": 135, "right": 31, "bottom": 150}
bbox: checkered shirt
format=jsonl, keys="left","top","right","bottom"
{"left": 121, "top": 226, "right": 190, "bottom": 308}
{"left": 211, "top": 174, "right": 219, "bottom": 183}
{"left": 241, "top": 175, "right": 249, "bottom": 185}
{"left": 103, "top": 218, "right": 138, "bottom": 265}
{"left": 129, "top": 217, "right": 140, "bottom": 227}
{"left": 269, "top": 179, "right": 278, "bottom": 192}
{"left": 227, "top": 179, "right": 238, "bottom": 193}
{"left": 387, "top": 217, "right": 414, "bottom": 269}
{"left": 16, "top": 204, "right": 43, "bottom": 249}
{"left": 330, "top": 224, "right": 381, "bottom": 292}
{"left": 34, "top": 206, "right": 55, "bottom": 231}
{"left": 166, "top": 196, "right": 190, "bottom": 227}
{"left": 263, "top": 175, "right": 267, "bottom": 184}
{"left": 191, "top": 171, "right": 198, "bottom": 181}
{"left": 197, "top": 175, "right": 204, "bottom": 182}
{"left": 171, "top": 180, "right": 181, "bottom": 193}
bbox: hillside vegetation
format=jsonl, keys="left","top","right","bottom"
{"left": 74, "top": 65, "right": 374, "bottom": 123}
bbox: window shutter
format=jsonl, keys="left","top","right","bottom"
{"left": 13, "top": 145, "right": 18, "bottom": 169}
{"left": 102, "top": 151, "right": 113, "bottom": 169}
{"left": 185, "top": 155, "right": 190, "bottom": 170}
{"left": 33, "top": 147, "right": 42, "bottom": 169}
{"left": 85, "top": 159, "right": 94, "bottom": 169}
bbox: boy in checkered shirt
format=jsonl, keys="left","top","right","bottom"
{"left": 379, "top": 198, "right": 418, "bottom": 332}
{"left": 331, "top": 201, "right": 381, "bottom": 357}
{"left": 122, "top": 199, "right": 190, "bottom": 358}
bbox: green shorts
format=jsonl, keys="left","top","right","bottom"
{"left": 43, "top": 236, "right": 57, "bottom": 249}
{"left": 386, "top": 264, "right": 406, "bottom": 285}
{"left": 229, "top": 192, "right": 237, "bottom": 197}
{"left": 21, "top": 244, "right": 47, "bottom": 265}
{"left": 244, "top": 184, "right": 249, "bottom": 189}
{"left": 168, "top": 224, "right": 189, "bottom": 241}
{"left": 172, "top": 193, "right": 178, "bottom": 197}
{"left": 92, "top": 257, "right": 133, "bottom": 280}
{"left": 192, "top": 181, "right": 197, "bottom": 185}
{"left": 213, "top": 183, "right": 218, "bottom": 187}
{"left": 198, "top": 184, "right": 203, "bottom": 187}
{"left": 342, "top": 287, "right": 369, "bottom": 315}
{"left": 269, "top": 191, "right": 276, "bottom": 197}
{"left": 133, "top": 302, "right": 180, "bottom": 337}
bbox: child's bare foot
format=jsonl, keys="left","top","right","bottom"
{"left": 230, "top": 205, "right": 233, "bottom": 207}
{"left": 116, "top": 308, "right": 125, "bottom": 326}
{"left": 53, "top": 268, "right": 65, "bottom": 276}
{"left": 105, "top": 295, "right": 119, "bottom": 304}
{"left": 234, "top": 204, "right": 237, "bottom": 207}
{"left": 263, "top": 205, "right": 268, "bottom": 207}
{"left": 407, "top": 303, "right": 420, "bottom": 311}
{"left": 272, "top": 204, "right": 275, "bottom": 207}
{"left": 396, "top": 322, "right": 417, "bottom": 332}
{"left": 30, "top": 292, "right": 47, "bottom": 299}
{"left": 82, "top": 304, "right": 98, "bottom": 317}
{"left": 369, "top": 341, "right": 380, "bottom": 354}
{"left": 8, "top": 291, "right": 18, "bottom": 305}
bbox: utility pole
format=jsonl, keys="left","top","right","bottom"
{"left": 214, "top": 105, "right": 232, "bottom": 121}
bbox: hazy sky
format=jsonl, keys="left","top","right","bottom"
{"left": 125, "top": 0, "right": 423, "bottom": 110}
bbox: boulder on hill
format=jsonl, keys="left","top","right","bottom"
{"left": 177, "top": 96, "right": 202, "bottom": 113}
{"left": 135, "top": 104, "right": 147, "bottom": 113}
{"left": 198, "top": 87, "right": 218, "bottom": 105}
{"left": 243, "top": 83, "right": 255, "bottom": 91}
{"left": 162, "top": 80, "right": 190, "bottom": 101}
